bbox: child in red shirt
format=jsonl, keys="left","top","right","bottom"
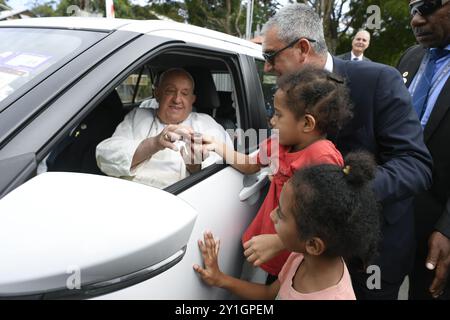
{"left": 203, "top": 66, "right": 353, "bottom": 279}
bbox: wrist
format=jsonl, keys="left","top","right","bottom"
{"left": 274, "top": 234, "right": 285, "bottom": 251}
{"left": 216, "top": 271, "right": 229, "bottom": 289}
{"left": 149, "top": 136, "right": 163, "bottom": 153}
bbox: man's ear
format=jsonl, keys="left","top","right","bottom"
{"left": 302, "top": 114, "right": 317, "bottom": 133}
{"left": 296, "top": 38, "right": 312, "bottom": 62}
{"left": 154, "top": 87, "right": 161, "bottom": 102}
{"left": 305, "top": 237, "right": 326, "bottom": 256}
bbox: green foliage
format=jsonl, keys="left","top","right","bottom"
{"left": 0, "top": 0, "right": 9, "bottom": 8}
{"left": 25, "top": 0, "right": 416, "bottom": 65}
{"left": 184, "top": 0, "right": 246, "bottom": 36}
{"left": 148, "top": 1, "right": 185, "bottom": 22}
{"left": 30, "top": 0, "right": 58, "bottom": 17}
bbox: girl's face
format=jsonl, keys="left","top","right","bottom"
{"left": 269, "top": 89, "right": 305, "bottom": 147}
{"left": 270, "top": 182, "right": 304, "bottom": 252}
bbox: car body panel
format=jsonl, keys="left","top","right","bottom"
{"left": 0, "top": 172, "right": 197, "bottom": 298}
{"left": 0, "top": 18, "right": 269, "bottom": 299}
{"left": 98, "top": 167, "right": 263, "bottom": 299}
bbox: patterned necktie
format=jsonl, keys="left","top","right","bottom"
{"left": 352, "top": 57, "right": 359, "bottom": 61}
{"left": 412, "top": 48, "right": 449, "bottom": 118}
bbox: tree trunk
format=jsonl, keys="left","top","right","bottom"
{"left": 322, "top": 0, "right": 337, "bottom": 53}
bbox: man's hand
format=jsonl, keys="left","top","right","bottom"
{"left": 157, "top": 125, "right": 193, "bottom": 152}
{"left": 426, "top": 231, "right": 450, "bottom": 298}
{"left": 131, "top": 125, "right": 193, "bottom": 168}
{"left": 243, "top": 234, "right": 285, "bottom": 267}
{"left": 193, "top": 231, "right": 224, "bottom": 287}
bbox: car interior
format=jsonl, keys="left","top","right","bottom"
{"left": 42, "top": 51, "right": 241, "bottom": 185}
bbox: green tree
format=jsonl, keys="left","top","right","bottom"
{"left": 29, "top": 0, "right": 57, "bottom": 17}
{"left": 0, "top": 0, "right": 9, "bottom": 9}
{"left": 149, "top": 0, "right": 280, "bottom": 37}
{"left": 292, "top": 0, "right": 350, "bottom": 54}
{"left": 335, "top": 0, "right": 416, "bottom": 66}
{"left": 55, "top": 0, "right": 142, "bottom": 18}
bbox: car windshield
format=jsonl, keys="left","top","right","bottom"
{"left": 0, "top": 27, "right": 105, "bottom": 108}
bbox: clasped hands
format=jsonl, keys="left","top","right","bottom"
{"left": 156, "top": 125, "right": 217, "bottom": 166}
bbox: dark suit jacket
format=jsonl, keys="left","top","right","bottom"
{"left": 338, "top": 51, "right": 372, "bottom": 62}
{"left": 331, "top": 56, "right": 433, "bottom": 283}
{"left": 397, "top": 45, "right": 450, "bottom": 240}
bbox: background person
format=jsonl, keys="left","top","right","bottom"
{"left": 96, "top": 68, "right": 232, "bottom": 189}
{"left": 338, "top": 29, "right": 372, "bottom": 61}
{"left": 397, "top": 0, "right": 450, "bottom": 300}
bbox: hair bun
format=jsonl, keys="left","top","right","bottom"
{"left": 343, "top": 151, "right": 376, "bottom": 187}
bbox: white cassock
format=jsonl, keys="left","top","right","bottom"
{"left": 96, "top": 99, "right": 233, "bottom": 189}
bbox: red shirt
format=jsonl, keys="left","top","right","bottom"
{"left": 242, "top": 138, "right": 344, "bottom": 275}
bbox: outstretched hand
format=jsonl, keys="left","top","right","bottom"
{"left": 426, "top": 231, "right": 450, "bottom": 298}
{"left": 243, "top": 233, "right": 284, "bottom": 267}
{"left": 193, "top": 231, "right": 224, "bottom": 287}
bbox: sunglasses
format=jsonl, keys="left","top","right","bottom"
{"left": 409, "top": 0, "right": 450, "bottom": 16}
{"left": 263, "top": 37, "right": 316, "bottom": 64}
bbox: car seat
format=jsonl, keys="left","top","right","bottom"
{"left": 185, "top": 67, "right": 236, "bottom": 130}
{"left": 47, "top": 90, "right": 126, "bottom": 175}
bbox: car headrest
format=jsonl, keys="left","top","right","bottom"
{"left": 185, "top": 67, "right": 220, "bottom": 111}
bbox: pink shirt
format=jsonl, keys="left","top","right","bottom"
{"left": 276, "top": 253, "right": 356, "bottom": 300}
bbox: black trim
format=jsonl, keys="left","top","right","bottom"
{"left": 165, "top": 163, "right": 227, "bottom": 195}
{"left": 0, "top": 153, "right": 37, "bottom": 199}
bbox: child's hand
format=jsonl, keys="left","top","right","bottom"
{"left": 193, "top": 231, "right": 223, "bottom": 287}
{"left": 243, "top": 234, "right": 285, "bottom": 266}
{"left": 202, "top": 135, "right": 230, "bottom": 159}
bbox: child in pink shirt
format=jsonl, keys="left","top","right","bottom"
{"left": 194, "top": 152, "right": 380, "bottom": 300}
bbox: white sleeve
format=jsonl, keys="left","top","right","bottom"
{"left": 96, "top": 108, "right": 143, "bottom": 177}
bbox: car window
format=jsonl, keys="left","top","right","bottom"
{"left": 0, "top": 27, "right": 106, "bottom": 108}
{"left": 116, "top": 65, "right": 153, "bottom": 105}
{"left": 255, "top": 59, "right": 277, "bottom": 120}
{"left": 39, "top": 50, "right": 245, "bottom": 193}
{"left": 212, "top": 72, "right": 232, "bottom": 92}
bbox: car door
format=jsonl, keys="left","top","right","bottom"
{"left": 98, "top": 52, "right": 270, "bottom": 299}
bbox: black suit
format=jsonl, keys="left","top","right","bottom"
{"left": 331, "top": 57, "right": 433, "bottom": 299}
{"left": 338, "top": 51, "right": 371, "bottom": 61}
{"left": 397, "top": 45, "right": 450, "bottom": 299}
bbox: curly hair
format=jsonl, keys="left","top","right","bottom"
{"left": 277, "top": 66, "right": 353, "bottom": 137}
{"left": 288, "top": 151, "right": 381, "bottom": 264}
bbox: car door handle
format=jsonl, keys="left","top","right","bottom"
{"left": 239, "top": 169, "right": 270, "bottom": 201}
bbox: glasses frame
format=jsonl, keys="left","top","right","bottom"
{"left": 263, "top": 37, "right": 316, "bottom": 64}
{"left": 409, "top": 0, "right": 449, "bottom": 17}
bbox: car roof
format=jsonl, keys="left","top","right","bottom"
{"left": 0, "top": 17, "right": 264, "bottom": 59}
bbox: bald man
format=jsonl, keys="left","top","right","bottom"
{"left": 338, "top": 30, "right": 372, "bottom": 61}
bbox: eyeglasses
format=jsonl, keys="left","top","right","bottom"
{"left": 263, "top": 37, "right": 316, "bottom": 64}
{"left": 409, "top": 0, "right": 449, "bottom": 17}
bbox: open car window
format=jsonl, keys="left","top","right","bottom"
{"left": 37, "top": 48, "right": 246, "bottom": 192}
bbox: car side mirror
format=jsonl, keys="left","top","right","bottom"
{"left": 0, "top": 172, "right": 198, "bottom": 299}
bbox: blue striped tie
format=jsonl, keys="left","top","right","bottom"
{"left": 412, "top": 48, "right": 448, "bottom": 118}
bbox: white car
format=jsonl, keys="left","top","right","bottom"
{"left": 0, "top": 17, "right": 276, "bottom": 299}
